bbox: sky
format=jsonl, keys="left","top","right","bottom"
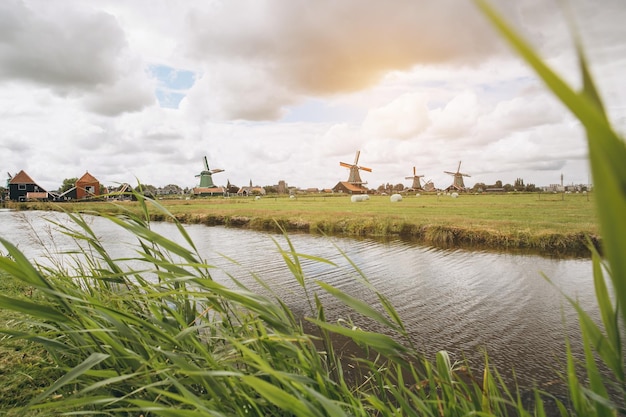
{"left": 2, "top": 0, "right": 625, "bottom": 192}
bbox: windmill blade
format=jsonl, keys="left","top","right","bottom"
{"left": 444, "top": 171, "right": 455, "bottom": 175}
{"left": 405, "top": 176, "right": 413, "bottom": 180}
{"left": 457, "top": 160, "right": 462, "bottom": 173}
{"left": 340, "top": 161, "right": 353, "bottom": 168}
{"left": 359, "top": 166, "right": 372, "bottom": 172}
{"left": 203, "top": 156, "right": 209, "bottom": 171}
{"left": 354, "top": 150, "right": 361, "bottom": 165}
{"left": 211, "top": 169, "right": 224, "bottom": 174}
{"left": 413, "top": 166, "right": 416, "bottom": 176}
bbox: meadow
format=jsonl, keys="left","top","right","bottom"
{"left": 16, "top": 191, "right": 599, "bottom": 256}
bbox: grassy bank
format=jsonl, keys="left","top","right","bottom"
{"left": 12, "top": 192, "right": 599, "bottom": 256}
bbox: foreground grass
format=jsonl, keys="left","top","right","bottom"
{"left": 15, "top": 192, "right": 598, "bottom": 256}
{"left": 0, "top": 277, "right": 62, "bottom": 416}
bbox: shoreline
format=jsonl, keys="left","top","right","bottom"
{"left": 158, "top": 211, "right": 600, "bottom": 258}
{"left": 6, "top": 194, "right": 600, "bottom": 258}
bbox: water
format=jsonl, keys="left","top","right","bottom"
{"left": 0, "top": 209, "right": 599, "bottom": 394}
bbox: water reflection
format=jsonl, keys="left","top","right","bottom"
{"left": 0, "top": 210, "right": 597, "bottom": 394}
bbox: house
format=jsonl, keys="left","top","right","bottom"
{"left": 76, "top": 172, "right": 100, "bottom": 199}
{"left": 56, "top": 172, "right": 101, "bottom": 201}
{"left": 237, "top": 180, "right": 266, "bottom": 197}
{"left": 8, "top": 170, "right": 52, "bottom": 201}
{"left": 332, "top": 181, "right": 368, "bottom": 195}
{"left": 192, "top": 186, "right": 226, "bottom": 196}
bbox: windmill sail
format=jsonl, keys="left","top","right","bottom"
{"left": 340, "top": 150, "right": 372, "bottom": 185}
{"left": 444, "top": 160, "right": 470, "bottom": 191}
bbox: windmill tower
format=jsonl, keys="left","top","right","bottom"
{"left": 444, "top": 161, "right": 471, "bottom": 191}
{"left": 196, "top": 156, "right": 224, "bottom": 188}
{"left": 340, "top": 150, "right": 372, "bottom": 185}
{"left": 405, "top": 167, "right": 425, "bottom": 191}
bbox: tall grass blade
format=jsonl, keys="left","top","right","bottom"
{"left": 30, "top": 352, "right": 110, "bottom": 406}
{"left": 475, "top": 0, "right": 626, "bottom": 326}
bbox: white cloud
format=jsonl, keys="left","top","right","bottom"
{"left": 362, "top": 93, "right": 431, "bottom": 140}
{"left": 1, "top": 0, "right": 624, "bottom": 193}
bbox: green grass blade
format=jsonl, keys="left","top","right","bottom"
{"left": 241, "top": 375, "right": 320, "bottom": 417}
{"left": 30, "top": 352, "right": 110, "bottom": 406}
{"left": 0, "top": 294, "right": 69, "bottom": 323}
{"left": 307, "top": 318, "right": 407, "bottom": 359}
{"left": 315, "top": 280, "right": 401, "bottom": 332}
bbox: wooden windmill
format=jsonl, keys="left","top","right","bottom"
{"left": 196, "top": 156, "right": 224, "bottom": 188}
{"left": 405, "top": 166, "right": 425, "bottom": 191}
{"left": 444, "top": 161, "right": 470, "bottom": 191}
{"left": 340, "top": 150, "right": 372, "bottom": 185}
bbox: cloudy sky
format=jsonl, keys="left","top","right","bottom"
{"left": 2, "top": 0, "right": 625, "bottom": 192}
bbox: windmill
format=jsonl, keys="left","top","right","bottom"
{"left": 340, "top": 151, "right": 372, "bottom": 185}
{"left": 444, "top": 161, "right": 471, "bottom": 191}
{"left": 195, "top": 156, "right": 224, "bottom": 188}
{"left": 405, "top": 166, "right": 425, "bottom": 191}
{"left": 423, "top": 179, "right": 435, "bottom": 192}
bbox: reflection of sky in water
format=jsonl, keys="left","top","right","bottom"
{"left": 0, "top": 209, "right": 599, "bottom": 393}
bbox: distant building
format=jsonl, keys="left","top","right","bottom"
{"left": 55, "top": 172, "right": 101, "bottom": 201}
{"left": 277, "top": 180, "right": 288, "bottom": 194}
{"left": 156, "top": 184, "right": 183, "bottom": 195}
{"left": 332, "top": 181, "right": 368, "bottom": 195}
{"left": 8, "top": 170, "right": 52, "bottom": 201}
{"left": 237, "top": 180, "right": 266, "bottom": 196}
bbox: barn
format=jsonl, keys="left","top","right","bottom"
{"left": 332, "top": 181, "right": 368, "bottom": 195}
{"left": 8, "top": 170, "right": 52, "bottom": 202}
{"left": 57, "top": 172, "right": 101, "bottom": 201}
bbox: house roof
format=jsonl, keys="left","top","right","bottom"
{"left": 9, "top": 170, "right": 36, "bottom": 184}
{"left": 77, "top": 171, "right": 99, "bottom": 184}
{"left": 334, "top": 181, "right": 368, "bottom": 193}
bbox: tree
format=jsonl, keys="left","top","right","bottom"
{"left": 59, "top": 178, "right": 78, "bottom": 193}
{"left": 495, "top": 180, "right": 503, "bottom": 188}
{"left": 472, "top": 182, "right": 486, "bottom": 192}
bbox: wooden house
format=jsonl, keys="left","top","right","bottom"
{"left": 57, "top": 172, "right": 101, "bottom": 201}
{"left": 332, "top": 181, "right": 368, "bottom": 195}
{"left": 76, "top": 172, "right": 100, "bottom": 199}
{"left": 8, "top": 170, "right": 52, "bottom": 201}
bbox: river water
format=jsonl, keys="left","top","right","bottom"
{"left": 0, "top": 209, "right": 599, "bottom": 396}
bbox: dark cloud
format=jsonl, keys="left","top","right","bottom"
{"left": 186, "top": 0, "right": 505, "bottom": 93}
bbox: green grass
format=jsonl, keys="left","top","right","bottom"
{"left": 16, "top": 192, "right": 599, "bottom": 256}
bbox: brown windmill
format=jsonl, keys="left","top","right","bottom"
{"left": 405, "top": 166, "right": 425, "bottom": 191}
{"left": 444, "top": 161, "right": 470, "bottom": 191}
{"left": 340, "top": 150, "right": 372, "bottom": 185}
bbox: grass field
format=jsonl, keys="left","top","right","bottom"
{"left": 14, "top": 191, "right": 599, "bottom": 256}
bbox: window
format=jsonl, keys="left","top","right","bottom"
{"left": 18, "top": 184, "right": 26, "bottom": 190}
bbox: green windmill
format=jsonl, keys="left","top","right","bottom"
{"left": 196, "top": 156, "right": 224, "bottom": 188}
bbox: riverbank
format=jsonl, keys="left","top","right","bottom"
{"left": 8, "top": 192, "right": 599, "bottom": 257}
